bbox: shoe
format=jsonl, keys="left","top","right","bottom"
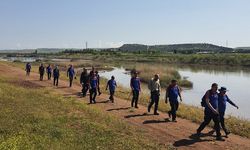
{"left": 168, "top": 111, "right": 172, "bottom": 118}
{"left": 135, "top": 106, "right": 139, "bottom": 109}
{"left": 216, "top": 136, "right": 225, "bottom": 141}
{"left": 225, "top": 131, "right": 231, "bottom": 138}
{"left": 147, "top": 107, "right": 150, "bottom": 113}
{"left": 154, "top": 112, "right": 159, "bottom": 115}
{"left": 172, "top": 119, "right": 177, "bottom": 122}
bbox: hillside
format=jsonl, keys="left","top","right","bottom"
{"left": 118, "top": 43, "right": 234, "bottom": 53}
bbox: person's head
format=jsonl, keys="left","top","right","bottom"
{"left": 111, "top": 76, "right": 115, "bottom": 80}
{"left": 211, "top": 83, "right": 218, "bottom": 92}
{"left": 134, "top": 72, "right": 138, "bottom": 77}
{"left": 95, "top": 71, "right": 98, "bottom": 74}
{"left": 219, "top": 87, "right": 228, "bottom": 95}
{"left": 171, "top": 79, "right": 177, "bottom": 86}
{"left": 83, "top": 68, "right": 87, "bottom": 72}
{"left": 69, "top": 64, "right": 73, "bottom": 68}
{"left": 154, "top": 74, "right": 160, "bottom": 81}
{"left": 48, "top": 64, "right": 50, "bottom": 67}
{"left": 41, "top": 63, "right": 43, "bottom": 66}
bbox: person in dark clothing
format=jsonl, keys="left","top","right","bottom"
{"left": 165, "top": 80, "right": 182, "bottom": 122}
{"left": 25, "top": 62, "right": 31, "bottom": 76}
{"left": 67, "top": 65, "right": 75, "bottom": 87}
{"left": 46, "top": 64, "right": 52, "bottom": 80}
{"left": 130, "top": 72, "right": 141, "bottom": 108}
{"left": 89, "top": 72, "right": 98, "bottom": 104}
{"left": 106, "top": 76, "right": 117, "bottom": 103}
{"left": 148, "top": 74, "right": 161, "bottom": 115}
{"left": 196, "top": 83, "right": 223, "bottom": 141}
{"left": 39, "top": 63, "right": 45, "bottom": 81}
{"left": 217, "top": 87, "right": 239, "bottom": 137}
{"left": 95, "top": 71, "right": 102, "bottom": 96}
{"left": 53, "top": 66, "right": 60, "bottom": 86}
{"left": 80, "top": 68, "right": 89, "bottom": 97}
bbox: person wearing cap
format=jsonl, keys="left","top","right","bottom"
{"left": 165, "top": 79, "right": 182, "bottom": 121}
{"left": 130, "top": 71, "right": 141, "bottom": 108}
{"left": 80, "top": 68, "right": 89, "bottom": 97}
{"left": 196, "top": 83, "right": 223, "bottom": 141}
{"left": 39, "top": 63, "right": 45, "bottom": 81}
{"left": 67, "top": 64, "right": 75, "bottom": 87}
{"left": 46, "top": 64, "right": 52, "bottom": 80}
{"left": 148, "top": 74, "right": 161, "bottom": 115}
{"left": 95, "top": 71, "right": 102, "bottom": 96}
{"left": 89, "top": 71, "right": 98, "bottom": 104}
{"left": 106, "top": 76, "right": 117, "bottom": 103}
{"left": 53, "top": 65, "right": 60, "bottom": 86}
{"left": 217, "top": 87, "right": 239, "bottom": 137}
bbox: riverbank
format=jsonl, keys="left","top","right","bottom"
{"left": 1, "top": 61, "right": 250, "bottom": 149}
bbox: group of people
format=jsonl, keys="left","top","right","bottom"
{"left": 25, "top": 62, "right": 239, "bottom": 141}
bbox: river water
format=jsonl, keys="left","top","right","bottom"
{"left": 100, "top": 65, "right": 250, "bottom": 120}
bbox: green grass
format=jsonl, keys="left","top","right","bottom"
{"left": 0, "top": 76, "right": 167, "bottom": 149}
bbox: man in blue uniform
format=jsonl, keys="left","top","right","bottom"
{"left": 217, "top": 87, "right": 239, "bottom": 137}
{"left": 197, "top": 83, "right": 223, "bottom": 141}
{"left": 46, "top": 64, "right": 52, "bottom": 80}
{"left": 53, "top": 66, "right": 60, "bottom": 86}
{"left": 165, "top": 80, "right": 182, "bottom": 122}
{"left": 89, "top": 72, "right": 98, "bottom": 104}
{"left": 106, "top": 76, "right": 117, "bottom": 103}
{"left": 67, "top": 65, "right": 75, "bottom": 87}
{"left": 130, "top": 72, "right": 141, "bottom": 108}
{"left": 25, "top": 62, "right": 31, "bottom": 76}
{"left": 39, "top": 63, "right": 45, "bottom": 81}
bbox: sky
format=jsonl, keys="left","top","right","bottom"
{"left": 0, "top": 0, "right": 250, "bottom": 49}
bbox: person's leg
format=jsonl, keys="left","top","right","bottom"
{"left": 197, "top": 112, "right": 212, "bottom": 133}
{"left": 172, "top": 101, "right": 179, "bottom": 121}
{"left": 69, "top": 77, "right": 73, "bottom": 87}
{"left": 131, "top": 90, "right": 135, "bottom": 107}
{"left": 53, "top": 77, "right": 56, "bottom": 86}
{"left": 93, "top": 88, "right": 97, "bottom": 103}
{"left": 110, "top": 91, "right": 114, "bottom": 103}
{"left": 89, "top": 89, "right": 93, "bottom": 103}
{"left": 148, "top": 93, "right": 155, "bottom": 112}
{"left": 212, "top": 114, "right": 222, "bottom": 139}
{"left": 98, "top": 86, "right": 101, "bottom": 95}
{"left": 56, "top": 77, "right": 59, "bottom": 86}
{"left": 135, "top": 91, "right": 139, "bottom": 108}
{"left": 219, "top": 112, "right": 229, "bottom": 135}
{"left": 154, "top": 93, "right": 159, "bottom": 114}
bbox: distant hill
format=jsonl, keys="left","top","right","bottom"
{"left": 118, "top": 43, "right": 234, "bottom": 53}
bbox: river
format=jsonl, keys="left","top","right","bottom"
{"left": 100, "top": 65, "right": 250, "bottom": 120}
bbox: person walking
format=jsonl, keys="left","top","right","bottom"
{"left": 106, "top": 76, "right": 117, "bottom": 103}
{"left": 25, "top": 62, "right": 31, "bottom": 76}
{"left": 46, "top": 64, "right": 52, "bottom": 80}
{"left": 148, "top": 74, "right": 161, "bottom": 115}
{"left": 196, "top": 83, "right": 223, "bottom": 141}
{"left": 80, "top": 68, "right": 89, "bottom": 97}
{"left": 89, "top": 71, "right": 98, "bottom": 104}
{"left": 130, "top": 71, "right": 141, "bottom": 108}
{"left": 67, "top": 65, "right": 75, "bottom": 87}
{"left": 53, "top": 66, "right": 60, "bottom": 86}
{"left": 39, "top": 63, "right": 45, "bottom": 81}
{"left": 217, "top": 87, "right": 239, "bottom": 137}
{"left": 165, "top": 80, "right": 182, "bottom": 122}
{"left": 95, "top": 71, "right": 102, "bottom": 95}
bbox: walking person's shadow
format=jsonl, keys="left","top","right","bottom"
{"left": 173, "top": 132, "right": 214, "bottom": 147}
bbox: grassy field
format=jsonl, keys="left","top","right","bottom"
{"left": 0, "top": 75, "right": 168, "bottom": 149}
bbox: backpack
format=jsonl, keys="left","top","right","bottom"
{"left": 201, "top": 90, "right": 211, "bottom": 107}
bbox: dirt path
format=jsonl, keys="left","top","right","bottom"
{"left": 1, "top": 63, "right": 250, "bottom": 150}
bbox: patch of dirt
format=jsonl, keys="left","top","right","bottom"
{"left": 9, "top": 80, "right": 44, "bottom": 89}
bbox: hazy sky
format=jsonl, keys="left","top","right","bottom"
{"left": 1, "top": 0, "right": 250, "bottom": 49}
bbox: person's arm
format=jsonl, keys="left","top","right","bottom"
{"left": 130, "top": 78, "right": 134, "bottom": 90}
{"left": 106, "top": 81, "right": 109, "bottom": 90}
{"left": 138, "top": 78, "right": 141, "bottom": 91}
{"left": 205, "top": 91, "right": 219, "bottom": 114}
{"left": 165, "top": 86, "right": 169, "bottom": 103}
{"left": 227, "top": 96, "right": 239, "bottom": 109}
{"left": 178, "top": 86, "right": 182, "bottom": 101}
